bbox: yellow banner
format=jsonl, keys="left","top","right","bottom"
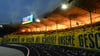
{"left": 0, "top": 38, "right": 2, "bottom": 43}
{"left": 2, "top": 26, "right": 100, "bottom": 50}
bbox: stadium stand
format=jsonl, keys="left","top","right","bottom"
{"left": 1, "top": 22, "right": 100, "bottom": 56}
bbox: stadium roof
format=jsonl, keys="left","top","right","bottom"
{"left": 18, "top": 0, "right": 100, "bottom": 32}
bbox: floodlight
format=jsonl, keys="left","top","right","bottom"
{"left": 61, "top": 4, "right": 67, "bottom": 9}
{"left": 0, "top": 25, "right": 3, "bottom": 28}
{"left": 35, "top": 19, "right": 40, "bottom": 22}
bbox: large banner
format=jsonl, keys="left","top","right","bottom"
{"left": 0, "top": 38, "right": 2, "bottom": 43}
{"left": 3, "top": 26, "right": 100, "bottom": 50}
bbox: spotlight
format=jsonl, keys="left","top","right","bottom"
{"left": 35, "top": 19, "right": 40, "bottom": 22}
{"left": 61, "top": 4, "right": 68, "bottom": 10}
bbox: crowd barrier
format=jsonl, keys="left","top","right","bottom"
{"left": 1, "top": 26, "right": 100, "bottom": 51}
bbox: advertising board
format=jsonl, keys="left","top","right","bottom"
{"left": 22, "top": 15, "right": 33, "bottom": 24}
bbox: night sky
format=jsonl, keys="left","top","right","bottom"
{"left": 0, "top": 0, "right": 62, "bottom": 24}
